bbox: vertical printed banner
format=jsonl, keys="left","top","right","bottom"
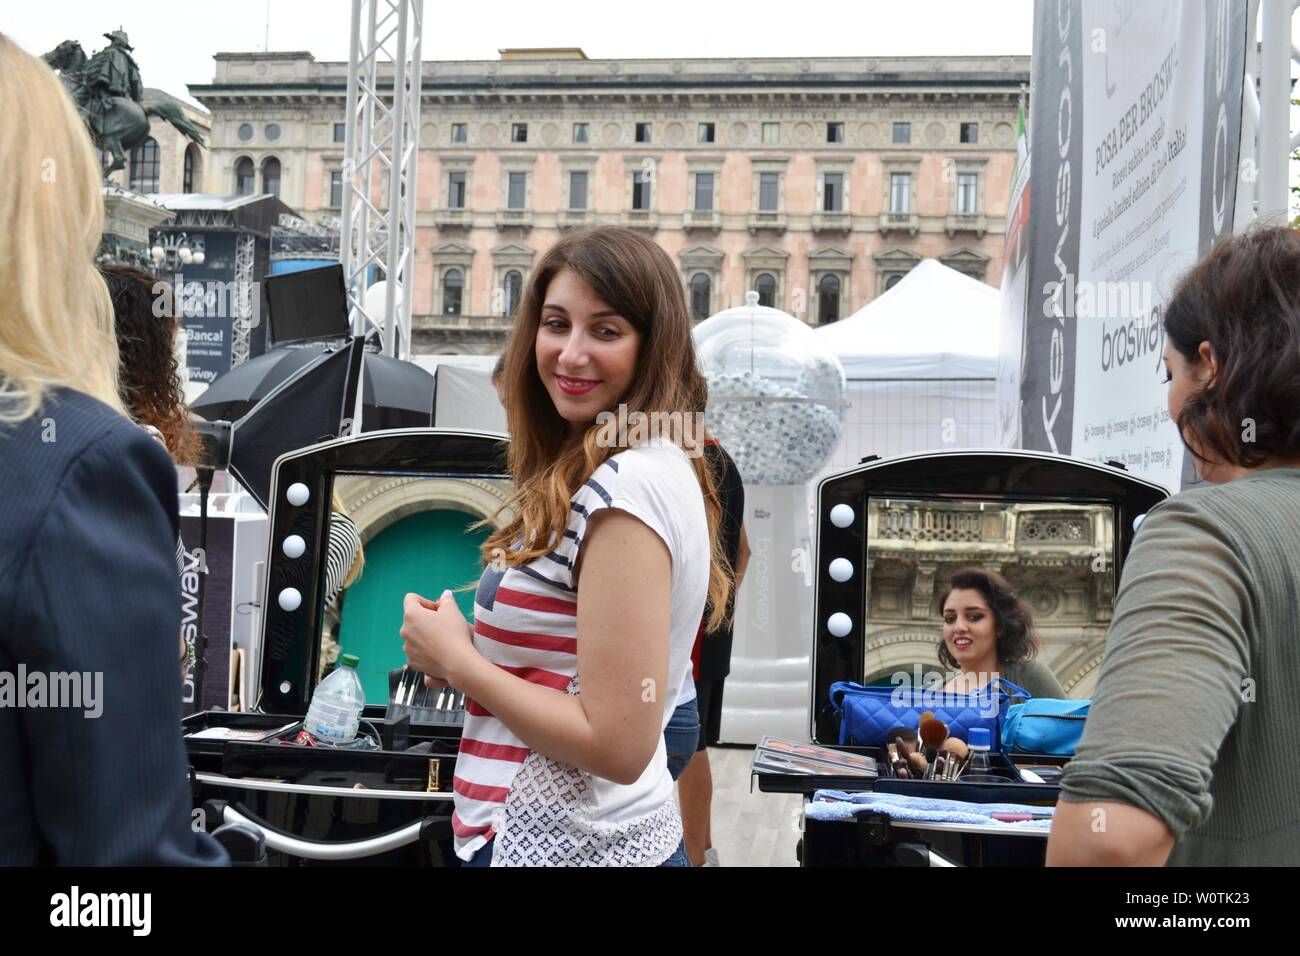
{"left": 1022, "top": 0, "right": 1247, "bottom": 490}
{"left": 178, "top": 515, "right": 235, "bottom": 715}
{"left": 996, "top": 149, "right": 1032, "bottom": 448}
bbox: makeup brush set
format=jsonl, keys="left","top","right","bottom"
{"left": 881, "top": 713, "right": 996, "bottom": 783}
{"left": 388, "top": 665, "right": 466, "bottom": 727}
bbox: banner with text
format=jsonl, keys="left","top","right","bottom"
{"left": 1022, "top": 0, "right": 1247, "bottom": 489}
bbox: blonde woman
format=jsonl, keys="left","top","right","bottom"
{"left": 0, "top": 34, "right": 225, "bottom": 866}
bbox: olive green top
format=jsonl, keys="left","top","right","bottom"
{"left": 1060, "top": 468, "right": 1300, "bottom": 866}
{"left": 1001, "top": 658, "right": 1066, "bottom": 700}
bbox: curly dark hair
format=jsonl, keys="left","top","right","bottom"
{"left": 101, "top": 264, "right": 202, "bottom": 466}
{"left": 935, "top": 567, "right": 1039, "bottom": 670}
{"left": 1164, "top": 226, "right": 1300, "bottom": 469}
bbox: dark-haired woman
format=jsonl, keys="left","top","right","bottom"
{"left": 398, "top": 226, "right": 732, "bottom": 866}
{"left": 937, "top": 567, "right": 1065, "bottom": 699}
{"left": 1048, "top": 226, "right": 1300, "bottom": 867}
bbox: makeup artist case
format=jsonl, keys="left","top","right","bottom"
{"left": 752, "top": 449, "right": 1168, "bottom": 866}
{"left": 183, "top": 429, "right": 511, "bottom": 866}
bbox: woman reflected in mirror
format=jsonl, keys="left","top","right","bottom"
{"left": 937, "top": 567, "right": 1064, "bottom": 699}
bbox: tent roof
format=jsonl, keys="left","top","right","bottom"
{"left": 815, "top": 258, "right": 1000, "bottom": 379}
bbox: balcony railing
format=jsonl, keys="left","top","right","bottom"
{"left": 495, "top": 208, "right": 533, "bottom": 230}
{"left": 945, "top": 212, "right": 987, "bottom": 238}
{"left": 620, "top": 209, "right": 659, "bottom": 231}
{"left": 747, "top": 211, "right": 787, "bottom": 234}
{"left": 812, "top": 211, "right": 852, "bottom": 235}
{"left": 878, "top": 211, "right": 919, "bottom": 237}
{"left": 434, "top": 207, "right": 472, "bottom": 228}
{"left": 683, "top": 209, "right": 721, "bottom": 232}
{"left": 558, "top": 209, "right": 593, "bottom": 229}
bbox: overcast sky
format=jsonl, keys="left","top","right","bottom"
{"left": 8, "top": 0, "right": 1035, "bottom": 107}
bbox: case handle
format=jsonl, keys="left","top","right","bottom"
{"left": 204, "top": 800, "right": 444, "bottom": 861}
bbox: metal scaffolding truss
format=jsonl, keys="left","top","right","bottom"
{"left": 231, "top": 233, "right": 256, "bottom": 368}
{"left": 338, "top": 0, "right": 424, "bottom": 360}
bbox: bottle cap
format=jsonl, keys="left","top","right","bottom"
{"left": 339, "top": 653, "right": 360, "bottom": 668}
{"left": 968, "top": 727, "right": 991, "bottom": 748}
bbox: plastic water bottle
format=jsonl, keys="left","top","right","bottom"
{"left": 967, "top": 727, "right": 993, "bottom": 775}
{"left": 304, "top": 653, "right": 365, "bottom": 744}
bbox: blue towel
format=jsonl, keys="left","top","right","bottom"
{"left": 806, "top": 789, "right": 1055, "bottom": 830}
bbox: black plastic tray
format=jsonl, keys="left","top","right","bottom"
{"left": 753, "top": 745, "right": 884, "bottom": 795}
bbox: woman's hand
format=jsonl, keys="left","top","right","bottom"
{"left": 399, "top": 590, "right": 477, "bottom": 687}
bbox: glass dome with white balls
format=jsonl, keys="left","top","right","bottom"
{"left": 692, "top": 292, "right": 847, "bottom": 485}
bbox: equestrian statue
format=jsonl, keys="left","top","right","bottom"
{"left": 42, "top": 31, "right": 206, "bottom": 181}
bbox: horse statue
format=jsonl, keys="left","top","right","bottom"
{"left": 43, "top": 32, "right": 206, "bottom": 182}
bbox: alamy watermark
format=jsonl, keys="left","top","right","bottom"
{"left": 889, "top": 665, "right": 1002, "bottom": 718}
{"left": 0, "top": 665, "right": 102, "bottom": 718}
{"left": 594, "top": 404, "right": 708, "bottom": 458}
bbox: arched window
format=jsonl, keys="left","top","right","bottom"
{"left": 504, "top": 270, "right": 523, "bottom": 318}
{"left": 818, "top": 274, "right": 841, "bottom": 324}
{"left": 755, "top": 273, "right": 776, "bottom": 308}
{"left": 183, "top": 144, "right": 197, "bottom": 193}
{"left": 443, "top": 269, "right": 463, "bottom": 316}
{"left": 129, "top": 137, "right": 160, "bottom": 193}
{"left": 234, "top": 156, "right": 255, "bottom": 196}
{"left": 261, "top": 157, "right": 281, "bottom": 198}
{"left": 690, "top": 273, "right": 711, "bottom": 321}
{"left": 885, "top": 274, "right": 903, "bottom": 291}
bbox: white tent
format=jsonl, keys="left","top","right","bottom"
{"left": 813, "top": 258, "right": 1003, "bottom": 478}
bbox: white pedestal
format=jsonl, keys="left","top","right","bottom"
{"left": 718, "top": 483, "right": 815, "bottom": 744}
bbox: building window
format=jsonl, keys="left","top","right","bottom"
{"left": 261, "top": 157, "right": 281, "bottom": 198}
{"left": 237, "top": 123, "right": 253, "bottom": 142}
{"left": 235, "top": 156, "right": 255, "bottom": 196}
{"left": 762, "top": 122, "right": 780, "bottom": 144}
{"left": 818, "top": 274, "right": 841, "bottom": 324}
{"left": 698, "top": 122, "right": 715, "bottom": 143}
{"left": 823, "top": 172, "right": 844, "bottom": 212}
{"left": 759, "top": 172, "right": 780, "bottom": 211}
{"left": 443, "top": 269, "right": 463, "bottom": 316}
{"left": 892, "top": 122, "right": 911, "bottom": 144}
{"left": 755, "top": 273, "right": 776, "bottom": 308}
{"left": 569, "top": 170, "right": 588, "bottom": 210}
{"left": 129, "top": 137, "right": 160, "bottom": 193}
{"left": 451, "top": 123, "right": 467, "bottom": 143}
{"left": 183, "top": 144, "right": 197, "bottom": 193}
{"left": 885, "top": 274, "right": 903, "bottom": 291}
{"left": 448, "top": 171, "right": 467, "bottom": 208}
{"left": 957, "top": 172, "right": 979, "bottom": 214}
{"left": 635, "top": 122, "right": 651, "bottom": 143}
{"left": 960, "top": 122, "right": 979, "bottom": 144}
{"left": 504, "top": 270, "right": 523, "bottom": 318}
{"left": 511, "top": 123, "right": 528, "bottom": 143}
{"left": 827, "top": 122, "right": 844, "bottom": 144}
{"left": 265, "top": 123, "right": 281, "bottom": 142}
{"left": 690, "top": 273, "right": 711, "bottom": 321}
{"left": 632, "top": 170, "right": 652, "bottom": 210}
{"left": 890, "top": 172, "right": 910, "bottom": 213}
{"left": 507, "top": 171, "right": 527, "bottom": 209}
{"left": 573, "top": 123, "right": 588, "bottom": 143}
{"left": 334, "top": 122, "right": 347, "bottom": 143}
{"left": 330, "top": 170, "right": 344, "bottom": 207}
{"left": 694, "top": 172, "right": 714, "bottom": 212}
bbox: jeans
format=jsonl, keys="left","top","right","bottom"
{"left": 663, "top": 697, "right": 701, "bottom": 782}
{"left": 463, "top": 838, "right": 691, "bottom": 867}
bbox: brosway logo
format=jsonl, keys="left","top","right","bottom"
{"left": 50, "top": 886, "right": 151, "bottom": 936}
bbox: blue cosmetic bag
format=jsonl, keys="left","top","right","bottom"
{"left": 1000, "top": 698, "right": 1090, "bottom": 756}
{"left": 828, "top": 679, "right": 1030, "bottom": 748}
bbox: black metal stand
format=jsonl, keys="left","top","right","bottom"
{"left": 192, "top": 466, "right": 214, "bottom": 711}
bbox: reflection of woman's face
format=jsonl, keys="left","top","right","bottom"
{"left": 534, "top": 269, "right": 641, "bottom": 436}
{"left": 942, "top": 588, "right": 998, "bottom": 670}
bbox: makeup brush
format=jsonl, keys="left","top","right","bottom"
{"left": 885, "top": 743, "right": 911, "bottom": 778}
{"left": 939, "top": 737, "right": 968, "bottom": 781}
{"left": 919, "top": 718, "right": 948, "bottom": 780}
{"left": 918, "top": 710, "right": 934, "bottom": 750}
{"left": 907, "top": 751, "right": 928, "bottom": 777}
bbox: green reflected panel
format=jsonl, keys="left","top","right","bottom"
{"left": 337, "top": 509, "right": 488, "bottom": 703}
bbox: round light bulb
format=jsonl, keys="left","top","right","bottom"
{"left": 827, "top": 612, "right": 853, "bottom": 638}
{"left": 1132, "top": 513, "right": 1147, "bottom": 532}
{"left": 829, "top": 504, "right": 855, "bottom": 528}
{"left": 282, "top": 534, "right": 306, "bottom": 559}
{"left": 286, "top": 482, "right": 310, "bottom": 506}
{"left": 278, "top": 587, "right": 302, "bottom": 612}
{"left": 828, "top": 558, "right": 854, "bottom": 583}
{"left": 192, "top": 250, "right": 205, "bottom": 265}
{"left": 150, "top": 245, "right": 165, "bottom": 262}
{"left": 179, "top": 246, "right": 193, "bottom": 264}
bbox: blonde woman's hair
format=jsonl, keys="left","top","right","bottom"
{"left": 0, "top": 34, "right": 122, "bottom": 422}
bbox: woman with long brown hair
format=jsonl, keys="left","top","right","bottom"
{"left": 399, "top": 225, "right": 731, "bottom": 866}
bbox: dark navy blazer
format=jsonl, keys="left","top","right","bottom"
{"left": 0, "top": 387, "right": 226, "bottom": 865}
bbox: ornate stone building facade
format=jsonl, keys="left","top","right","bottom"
{"left": 190, "top": 50, "right": 1028, "bottom": 354}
